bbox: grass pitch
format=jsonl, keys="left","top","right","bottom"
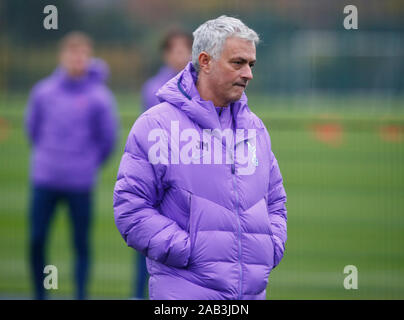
{"left": 0, "top": 93, "right": 403, "bottom": 299}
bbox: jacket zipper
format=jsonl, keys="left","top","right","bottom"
{"left": 231, "top": 149, "right": 243, "bottom": 300}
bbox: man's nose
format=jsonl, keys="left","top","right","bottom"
{"left": 241, "top": 65, "right": 253, "bottom": 81}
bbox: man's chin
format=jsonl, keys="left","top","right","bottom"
{"left": 220, "top": 88, "right": 245, "bottom": 105}
{"left": 229, "top": 91, "right": 244, "bottom": 102}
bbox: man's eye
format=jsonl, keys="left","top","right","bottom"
{"left": 250, "top": 64, "right": 255, "bottom": 69}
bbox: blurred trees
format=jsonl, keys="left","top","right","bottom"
{"left": 1, "top": 0, "right": 403, "bottom": 95}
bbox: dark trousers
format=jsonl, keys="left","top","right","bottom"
{"left": 134, "top": 253, "right": 149, "bottom": 299}
{"left": 29, "top": 185, "right": 92, "bottom": 300}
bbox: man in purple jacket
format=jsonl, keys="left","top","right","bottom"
{"left": 26, "top": 32, "right": 118, "bottom": 300}
{"left": 114, "top": 16, "right": 287, "bottom": 300}
{"left": 141, "top": 30, "right": 192, "bottom": 112}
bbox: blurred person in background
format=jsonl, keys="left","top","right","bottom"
{"left": 133, "top": 29, "right": 192, "bottom": 299}
{"left": 141, "top": 29, "right": 192, "bottom": 112}
{"left": 25, "top": 31, "right": 118, "bottom": 300}
{"left": 114, "top": 16, "right": 287, "bottom": 300}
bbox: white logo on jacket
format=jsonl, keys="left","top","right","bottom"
{"left": 147, "top": 121, "right": 258, "bottom": 175}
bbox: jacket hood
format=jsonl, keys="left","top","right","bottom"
{"left": 53, "top": 58, "right": 109, "bottom": 89}
{"left": 156, "top": 62, "right": 263, "bottom": 132}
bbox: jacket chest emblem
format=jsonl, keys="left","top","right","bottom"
{"left": 247, "top": 141, "right": 259, "bottom": 167}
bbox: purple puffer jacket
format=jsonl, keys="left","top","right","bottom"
{"left": 113, "top": 62, "right": 287, "bottom": 300}
{"left": 141, "top": 65, "right": 178, "bottom": 112}
{"left": 25, "top": 58, "right": 118, "bottom": 191}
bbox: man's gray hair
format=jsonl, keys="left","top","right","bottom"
{"left": 192, "top": 15, "right": 260, "bottom": 72}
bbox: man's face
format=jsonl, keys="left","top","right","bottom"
{"left": 208, "top": 37, "right": 256, "bottom": 106}
{"left": 60, "top": 44, "right": 92, "bottom": 78}
{"left": 164, "top": 36, "right": 192, "bottom": 72}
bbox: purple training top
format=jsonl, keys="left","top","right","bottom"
{"left": 141, "top": 65, "right": 178, "bottom": 112}
{"left": 25, "top": 58, "right": 119, "bottom": 191}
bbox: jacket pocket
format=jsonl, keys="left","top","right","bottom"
{"left": 264, "top": 195, "right": 276, "bottom": 268}
{"left": 268, "top": 228, "right": 276, "bottom": 268}
{"left": 186, "top": 192, "right": 201, "bottom": 268}
{"left": 187, "top": 193, "right": 197, "bottom": 262}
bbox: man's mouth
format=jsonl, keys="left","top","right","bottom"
{"left": 234, "top": 83, "right": 247, "bottom": 88}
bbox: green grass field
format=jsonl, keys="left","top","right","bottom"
{"left": 0, "top": 93, "right": 403, "bottom": 299}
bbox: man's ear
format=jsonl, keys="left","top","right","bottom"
{"left": 198, "top": 52, "right": 212, "bottom": 74}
